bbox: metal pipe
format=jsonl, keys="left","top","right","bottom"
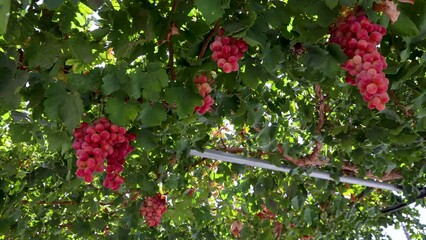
{"left": 189, "top": 149, "right": 402, "bottom": 192}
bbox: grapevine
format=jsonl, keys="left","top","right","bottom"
{"left": 72, "top": 117, "right": 136, "bottom": 191}
{"left": 329, "top": 9, "right": 390, "bottom": 111}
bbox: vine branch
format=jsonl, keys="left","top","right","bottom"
{"left": 198, "top": 20, "right": 220, "bottom": 62}
{"left": 389, "top": 90, "right": 413, "bottom": 117}
{"left": 277, "top": 83, "right": 327, "bottom": 167}
{"left": 158, "top": 0, "right": 179, "bottom": 81}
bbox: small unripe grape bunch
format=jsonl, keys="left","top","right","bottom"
{"left": 210, "top": 28, "right": 248, "bottom": 73}
{"left": 139, "top": 193, "right": 168, "bottom": 227}
{"left": 72, "top": 117, "right": 135, "bottom": 190}
{"left": 329, "top": 9, "right": 390, "bottom": 111}
{"left": 194, "top": 74, "right": 215, "bottom": 115}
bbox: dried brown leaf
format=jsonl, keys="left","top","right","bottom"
{"left": 398, "top": 0, "right": 414, "bottom": 4}
{"left": 385, "top": 0, "right": 401, "bottom": 23}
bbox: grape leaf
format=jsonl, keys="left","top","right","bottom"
{"left": 9, "top": 123, "right": 33, "bottom": 143}
{"left": 165, "top": 87, "right": 202, "bottom": 119}
{"left": 67, "top": 34, "right": 97, "bottom": 63}
{"left": 142, "top": 63, "right": 169, "bottom": 101}
{"left": 258, "top": 125, "right": 279, "bottom": 151}
{"left": 240, "top": 63, "right": 265, "bottom": 88}
{"left": 389, "top": 12, "right": 419, "bottom": 36}
{"left": 25, "top": 33, "right": 63, "bottom": 70}
{"left": 45, "top": 129, "right": 72, "bottom": 153}
{"left": 44, "top": 82, "right": 84, "bottom": 131}
{"left": 125, "top": 64, "right": 169, "bottom": 101}
{"left": 125, "top": 68, "right": 145, "bottom": 99}
{"left": 325, "top": 0, "right": 338, "bottom": 9}
{"left": 0, "top": 68, "right": 28, "bottom": 110}
{"left": 45, "top": 0, "right": 65, "bottom": 9}
{"left": 0, "top": 0, "right": 10, "bottom": 34}
{"left": 102, "top": 72, "right": 122, "bottom": 95}
{"left": 139, "top": 102, "right": 167, "bottom": 127}
{"left": 194, "top": 0, "right": 230, "bottom": 24}
{"left": 105, "top": 97, "right": 140, "bottom": 126}
{"left": 262, "top": 44, "right": 285, "bottom": 72}
{"left": 67, "top": 70, "right": 102, "bottom": 94}
{"left": 303, "top": 208, "right": 315, "bottom": 226}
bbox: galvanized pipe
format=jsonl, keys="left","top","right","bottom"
{"left": 189, "top": 149, "right": 402, "bottom": 192}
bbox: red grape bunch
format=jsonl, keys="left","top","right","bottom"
{"left": 329, "top": 9, "right": 390, "bottom": 111}
{"left": 210, "top": 28, "right": 248, "bottom": 73}
{"left": 72, "top": 117, "right": 136, "bottom": 191}
{"left": 194, "top": 74, "right": 215, "bottom": 115}
{"left": 139, "top": 193, "right": 167, "bottom": 227}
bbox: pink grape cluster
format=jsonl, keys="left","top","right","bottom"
{"left": 329, "top": 10, "right": 390, "bottom": 111}
{"left": 210, "top": 28, "right": 248, "bottom": 73}
{"left": 139, "top": 193, "right": 167, "bottom": 227}
{"left": 194, "top": 74, "right": 214, "bottom": 114}
{"left": 72, "top": 117, "right": 136, "bottom": 191}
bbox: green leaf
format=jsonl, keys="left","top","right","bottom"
{"left": 327, "top": 43, "right": 348, "bottom": 63}
{"left": 44, "top": 82, "right": 84, "bottom": 131}
{"left": 143, "top": 63, "right": 169, "bottom": 101}
{"left": 325, "top": 0, "right": 338, "bottom": 9}
{"left": 55, "top": 1, "right": 78, "bottom": 32}
{"left": 389, "top": 13, "right": 420, "bottom": 37}
{"left": 125, "top": 68, "right": 144, "bottom": 99}
{"left": 0, "top": 0, "right": 10, "bottom": 34}
{"left": 9, "top": 123, "right": 33, "bottom": 143}
{"left": 138, "top": 102, "right": 167, "bottom": 127}
{"left": 223, "top": 11, "right": 257, "bottom": 35}
{"left": 258, "top": 125, "right": 279, "bottom": 151}
{"left": 194, "top": 0, "right": 230, "bottom": 24}
{"left": 339, "top": 0, "right": 357, "bottom": 7}
{"left": 165, "top": 87, "right": 202, "bottom": 119}
{"left": 45, "top": 0, "right": 65, "bottom": 9}
{"left": 262, "top": 44, "right": 284, "bottom": 72}
{"left": 302, "top": 45, "right": 341, "bottom": 77}
{"left": 67, "top": 71, "right": 101, "bottom": 94}
{"left": 67, "top": 35, "right": 97, "bottom": 63}
{"left": 136, "top": 129, "right": 158, "bottom": 150}
{"left": 105, "top": 97, "right": 139, "bottom": 126}
{"left": 45, "top": 129, "right": 72, "bottom": 153}
{"left": 102, "top": 72, "right": 122, "bottom": 95}
{"left": 71, "top": 218, "right": 91, "bottom": 236}
{"left": 240, "top": 63, "right": 266, "bottom": 88}
{"left": 0, "top": 218, "right": 11, "bottom": 234}
{"left": 291, "top": 195, "right": 304, "bottom": 211}
{"left": 303, "top": 208, "right": 314, "bottom": 226}
{"left": 0, "top": 68, "right": 28, "bottom": 110}
{"left": 26, "top": 33, "right": 63, "bottom": 70}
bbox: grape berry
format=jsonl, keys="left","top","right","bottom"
{"left": 139, "top": 193, "right": 167, "bottom": 227}
{"left": 73, "top": 117, "right": 136, "bottom": 191}
{"left": 329, "top": 9, "right": 390, "bottom": 111}
{"left": 210, "top": 28, "right": 248, "bottom": 73}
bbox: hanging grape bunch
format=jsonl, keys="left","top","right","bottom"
{"left": 194, "top": 74, "right": 215, "bottom": 115}
{"left": 72, "top": 117, "right": 136, "bottom": 191}
{"left": 329, "top": 8, "right": 390, "bottom": 111}
{"left": 139, "top": 193, "right": 168, "bottom": 227}
{"left": 210, "top": 28, "right": 248, "bottom": 73}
